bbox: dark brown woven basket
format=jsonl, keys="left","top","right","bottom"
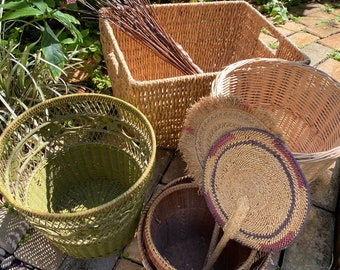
{"left": 138, "top": 176, "right": 271, "bottom": 269}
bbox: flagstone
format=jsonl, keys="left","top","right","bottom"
{"left": 281, "top": 206, "right": 334, "bottom": 270}
{"left": 0, "top": 209, "right": 29, "bottom": 254}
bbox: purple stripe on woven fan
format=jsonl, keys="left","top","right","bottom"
{"left": 207, "top": 133, "right": 234, "bottom": 158}
{"left": 203, "top": 191, "right": 225, "bottom": 227}
{"left": 273, "top": 139, "right": 307, "bottom": 189}
{"left": 207, "top": 137, "right": 297, "bottom": 240}
{"left": 260, "top": 231, "right": 296, "bottom": 251}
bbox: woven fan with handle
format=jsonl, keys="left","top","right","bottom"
{"left": 202, "top": 127, "right": 310, "bottom": 270}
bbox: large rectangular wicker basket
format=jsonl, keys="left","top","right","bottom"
{"left": 100, "top": 1, "right": 310, "bottom": 149}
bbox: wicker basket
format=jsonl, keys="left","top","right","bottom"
{"left": 211, "top": 58, "right": 340, "bottom": 182}
{"left": 0, "top": 94, "right": 156, "bottom": 259}
{"left": 99, "top": 1, "right": 310, "bottom": 149}
{"left": 138, "top": 176, "right": 271, "bottom": 270}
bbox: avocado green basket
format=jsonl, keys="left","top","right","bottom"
{"left": 0, "top": 94, "right": 156, "bottom": 259}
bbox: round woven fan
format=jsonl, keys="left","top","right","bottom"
{"left": 204, "top": 127, "right": 310, "bottom": 255}
{"left": 202, "top": 127, "right": 310, "bottom": 269}
{"left": 179, "top": 95, "right": 284, "bottom": 186}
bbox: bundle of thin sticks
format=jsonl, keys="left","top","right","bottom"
{"left": 85, "top": 0, "right": 203, "bottom": 75}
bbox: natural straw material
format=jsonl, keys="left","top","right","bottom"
{"left": 86, "top": 0, "right": 202, "bottom": 75}
{"left": 139, "top": 177, "right": 271, "bottom": 270}
{"left": 211, "top": 58, "right": 340, "bottom": 182}
{"left": 203, "top": 127, "right": 310, "bottom": 252}
{"left": 100, "top": 1, "right": 310, "bottom": 149}
{"left": 179, "top": 95, "right": 284, "bottom": 187}
{"left": 0, "top": 94, "right": 156, "bottom": 259}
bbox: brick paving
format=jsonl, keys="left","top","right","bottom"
{"left": 0, "top": 1, "right": 339, "bottom": 270}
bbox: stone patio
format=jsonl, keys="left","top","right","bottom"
{"left": 0, "top": 1, "right": 339, "bottom": 269}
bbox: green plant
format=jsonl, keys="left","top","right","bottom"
{"left": 0, "top": 0, "right": 107, "bottom": 130}
{"left": 0, "top": 39, "right": 94, "bottom": 131}
{"left": 336, "top": 15, "right": 340, "bottom": 23}
{"left": 0, "top": 200, "right": 15, "bottom": 213}
{"left": 0, "top": 0, "right": 85, "bottom": 80}
{"left": 323, "top": 4, "right": 334, "bottom": 13}
{"left": 18, "top": 230, "right": 32, "bottom": 246}
{"left": 91, "top": 66, "right": 111, "bottom": 92}
{"left": 259, "top": 0, "right": 304, "bottom": 24}
{"left": 269, "top": 41, "right": 279, "bottom": 50}
{"left": 0, "top": 42, "right": 48, "bottom": 129}
{"left": 289, "top": 14, "right": 301, "bottom": 23}
{"left": 263, "top": 0, "right": 289, "bottom": 24}
{"left": 328, "top": 50, "right": 340, "bottom": 61}
{"left": 120, "top": 252, "right": 130, "bottom": 259}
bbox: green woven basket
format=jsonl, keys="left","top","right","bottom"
{"left": 0, "top": 94, "right": 156, "bottom": 259}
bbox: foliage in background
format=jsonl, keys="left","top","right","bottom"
{"left": 0, "top": 0, "right": 84, "bottom": 79}
{"left": 251, "top": 0, "right": 308, "bottom": 24}
{"left": 0, "top": 38, "right": 95, "bottom": 131}
{"left": 263, "top": 0, "right": 289, "bottom": 24}
{"left": 0, "top": 0, "right": 111, "bottom": 131}
{"left": 0, "top": 0, "right": 109, "bottom": 83}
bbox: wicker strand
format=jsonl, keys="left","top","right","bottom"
{"left": 204, "top": 222, "right": 220, "bottom": 266}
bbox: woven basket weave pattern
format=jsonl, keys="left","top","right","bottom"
{"left": 212, "top": 58, "right": 340, "bottom": 182}
{"left": 203, "top": 128, "right": 310, "bottom": 252}
{"left": 139, "top": 179, "right": 270, "bottom": 270}
{"left": 100, "top": 1, "right": 309, "bottom": 149}
{"left": 0, "top": 94, "right": 156, "bottom": 258}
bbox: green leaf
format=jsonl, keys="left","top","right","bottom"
{"left": 18, "top": 40, "right": 40, "bottom": 89}
{"left": 41, "top": 22, "right": 66, "bottom": 79}
{"left": 0, "top": 7, "right": 44, "bottom": 21}
{"left": 52, "top": 10, "right": 83, "bottom": 43}
{"left": 32, "top": 0, "right": 49, "bottom": 13}
{"left": 45, "top": 0, "right": 56, "bottom": 8}
{"left": 60, "top": 37, "right": 75, "bottom": 45}
{"left": 0, "top": 0, "right": 28, "bottom": 10}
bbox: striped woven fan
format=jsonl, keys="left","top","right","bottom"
{"left": 202, "top": 127, "right": 310, "bottom": 269}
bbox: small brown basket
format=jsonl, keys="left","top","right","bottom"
{"left": 99, "top": 1, "right": 310, "bottom": 149}
{"left": 138, "top": 176, "right": 271, "bottom": 270}
{"left": 211, "top": 58, "right": 340, "bottom": 182}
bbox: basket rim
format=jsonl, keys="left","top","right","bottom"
{"left": 137, "top": 176, "right": 196, "bottom": 270}
{"left": 213, "top": 57, "right": 340, "bottom": 91}
{"left": 99, "top": 19, "right": 220, "bottom": 85}
{"left": 142, "top": 182, "right": 200, "bottom": 270}
{"left": 99, "top": 1, "right": 310, "bottom": 85}
{"left": 0, "top": 93, "right": 157, "bottom": 219}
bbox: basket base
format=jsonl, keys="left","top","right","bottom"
{"left": 25, "top": 144, "right": 141, "bottom": 214}
{"left": 54, "top": 179, "right": 128, "bottom": 213}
